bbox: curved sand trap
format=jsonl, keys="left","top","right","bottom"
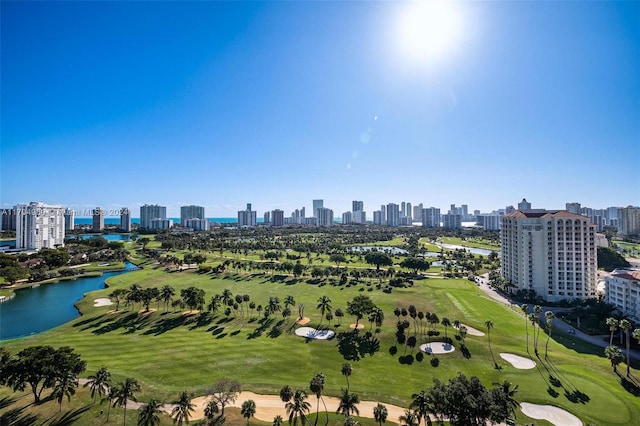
{"left": 93, "top": 298, "right": 113, "bottom": 307}
{"left": 420, "top": 342, "right": 455, "bottom": 354}
{"left": 295, "top": 327, "right": 335, "bottom": 340}
{"left": 454, "top": 323, "right": 485, "bottom": 336}
{"left": 520, "top": 403, "right": 582, "bottom": 426}
{"left": 349, "top": 323, "right": 365, "bottom": 330}
{"left": 499, "top": 353, "right": 536, "bottom": 369}
{"left": 295, "top": 317, "right": 310, "bottom": 325}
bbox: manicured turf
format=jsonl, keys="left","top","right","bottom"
{"left": 437, "top": 236, "right": 500, "bottom": 251}
{"left": 2, "top": 266, "right": 639, "bottom": 425}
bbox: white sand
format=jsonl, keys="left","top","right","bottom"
{"left": 499, "top": 353, "right": 536, "bottom": 369}
{"left": 295, "top": 327, "right": 335, "bottom": 340}
{"left": 181, "top": 392, "right": 407, "bottom": 423}
{"left": 454, "top": 323, "right": 485, "bottom": 336}
{"left": 93, "top": 298, "right": 113, "bottom": 307}
{"left": 420, "top": 342, "right": 455, "bottom": 354}
{"left": 520, "top": 402, "right": 582, "bottom": 426}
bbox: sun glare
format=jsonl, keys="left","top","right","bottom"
{"left": 398, "top": 0, "right": 463, "bottom": 63}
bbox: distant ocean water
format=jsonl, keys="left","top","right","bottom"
{"left": 74, "top": 217, "right": 242, "bottom": 225}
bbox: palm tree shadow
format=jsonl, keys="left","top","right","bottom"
{"left": 616, "top": 371, "right": 640, "bottom": 396}
{"left": 49, "top": 404, "right": 93, "bottom": 425}
{"left": 0, "top": 405, "right": 39, "bottom": 426}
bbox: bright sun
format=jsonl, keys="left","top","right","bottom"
{"left": 397, "top": 0, "right": 463, "bottom": 63}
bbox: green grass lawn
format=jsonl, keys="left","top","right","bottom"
{"left": 437, "top": 237, "right": 500, "bottom": 251}
{"left": 2, "top": 267, "right": 639, "bottom": 425}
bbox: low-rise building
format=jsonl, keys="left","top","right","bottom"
{"left": 605, "top": 269, "right": 640, "bottom": 323}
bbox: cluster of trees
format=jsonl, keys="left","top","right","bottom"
{"left": 604, "top": 317, "right": 640, "bottom": 377}
{"left": 406, "top": 374, "right": 519, "bottom": 426}
{"left": 597, "top": 247, "right": 631, "bottom": 272}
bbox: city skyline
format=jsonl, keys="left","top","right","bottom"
{"left": 2, "top": 2, "right": 638, "bottom": 215}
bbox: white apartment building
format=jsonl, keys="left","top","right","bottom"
{"left": 442, "top": 213, "right": 462, "bottom": 229}
{"left": 373, "top": 210, "right": 384, "bottom": 225}
{"left": 271, "top": 209, "right": 284, "bottom": 227}
{"left": 120, "top": 208, "right": 131, "bottom": 232}
{"left": 140, "top": 204, "right": 167, "bottom": 229}
{"left": 16, "top": 202, "right": 66, "bottom": 250}
{"left": 64, "top": 208, "right": 75, "bottom": 231}
{"left": 180, "top": 205, "right": 205, "bottom": 224}
{"left": 342, "top": 211, "right": 352, "bottom": 225}
{"left": 184, "top": 218, "right": 210, "bottom": 231}
{"left": 605, "top": 269, "right": 640, "bottom": 323}
{"left": 238, "top": 203, "right": 257, "bottom": 227}
{"left": 386, "top": 203, "right": 400, "bottom": 227}
{"left": 352, "top": 210, "right": 366, "bottom": 224}
{"left": 500, "top": 210, "right": 597, "bottom": 302}
{"left": 150, "top": 218, "right": 173, "bottom": 230}
{"left": 422, "top": 208, "right": 441, "bottom": 228}
{"left": 313, "top": 199, "right": 324, "bottom": 218}
{"left": 92, "top": 207, "right": 104, "bottom": 231}
{"left": 316, "top": 207, "right": 334, "bottom": 227}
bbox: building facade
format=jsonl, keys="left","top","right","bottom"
{"left": 386, "top": 203, "right": 400, "bottom": 227}
{"left": 92, "top": 207, "right": 104, "bottom": 232}
{"left": 271, "top": 209, "right": 284, "bottom": 227}
{"left": 605, "top": 269, "right": 640, "bottom": 323}
{"left": 120, "top": 208, "right": 131, "bottom": 232}
{"left": 316, "top": 207, "right": 334, "bottom": 227}
{"left": 64, "top": 208, "right": 75, "bottom": 231}
{"left": 180, "top": 205, "right": 205, "bottom": 224}
{"left": 16, "top": 202, "right": 65, "bottom": 250}
{"left": 442, "top": 214, "right": 462, "bottom": 229}
{"left": 422, "top": 207, "right": 441, "bottom": 228}
{"left": 313, "top": 199, "right": 324, "bottom": 218}
{"left": 150, "top": 218, "right": 173, "bottom": 230}
{"left": 238, "top": 203, "right": 257, "bottom": 227}
{"left": 140, "top": 204, "right": 167, "bottom": 229}
{"left": 1, "top": 207, "right": 17, "bottom": 231}
{"left": 500, "top": 210, "right": 597, "bottom": 302}
{"left": 342, "top": 211, "right": 352, "bottom": 225}
{"left": 184, "top": 218, "right": 210, "bottom": 231}
{"left": 619, "top": 206, "right": 640, "bottom": 236}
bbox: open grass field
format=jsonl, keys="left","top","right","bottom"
{"left": 2, "top": 265, "right": 639, "bottom": 425}
{"left": 437, "top": 237, "right": 500, "bottom": 251}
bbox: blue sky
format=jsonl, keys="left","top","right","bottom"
{"left": 2, "top": 1, "right": 638, "bottom": 218}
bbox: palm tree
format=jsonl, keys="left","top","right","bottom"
{"left": 159, "top": 285, "right": 175, "bottom": 312}
{"left": 204, "top": 400, "right": 219, "bottom": 422}
{"left": 498, "top": 380, "right": 519, "bottom": 420}
{"left": 344, "top": 416, "right": 360, "bottom": 426}
{"left": 410, "top": 390, "right": 432, "bottom": 426}
{"left": 341, "top": 363, "right": 353, "bottom": 392}
{"left": 521, "top": 304, "right": 529, "bottom": 353}
{"left": 273, "top": 415, "right": 284, "bottom": 426}
{"left": 53, "top": 372, "right": 78, "bottom": 412}
{"left": 84, "top": 366, "right": 111, "bottom": 404}
{"left": 285, "top": 389, "right": 311, "bottom": 426}
{"left": 336, "top": 389, "right": 360, "bottom": 418}
{"left": 221, "top": 288, "right": 233, "bottom": 306}
{"left": 605, "top": 345, "right": 624, "bottom": 373}
{"left": 398, "top": 409, "right": 419, "bottom": 426}
{"left": 137, "top": 399, "right": 163, "bottom": 426}
{"left": 373, "top": 403, "right": 388, "bottom": 426}
{"left": 441, "top": 317, "right": 451, "bottom": 340}
{"left": 485, "top": 320, "right": 496, "bottom": 367}
{"left": 110, "top": 288, "right": 129, "bottom": 311}
{"left": 533, "top": 305, "right": 543, "bottom": 355}
{"left": 171, "top": 391, "right": 195, "bottom": 425}
{"left": 633, "top": 328, "right": 640, "bottom": 345}
{"left": 309, "top": 373, "right": 327, "bottom": 426}
{"left": 280, "top": 385, "right": 294, "bottom": 403}
{"left": 241, "top": 400, "right": 257, "bottom": 425}
{"left": 620, "top": 319, "right": 633, "bottom": 376}
{"left": 316, "top": 296, "right": 332, "bottom": 325}
{"left": 544, "top": 311, "right": 555, "bottom": 359}
{"left": 285, "top": 295, "right": 296, "bottom": 310}
{"left": 606, "top": 317, "right": 619, "bottom": 346}
{"left": 370, "top": 308, "right": 385, "bottom": 331}
{"left": 458, "top": 325, "right": 467, "bottom": 346}
{"left": 105, "top": 385, "right": 117, "bottom": 421}
{"left": 114, "top": 377, "right": 141, "bottom": 426}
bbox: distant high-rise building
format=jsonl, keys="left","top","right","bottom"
{"left": 505, "top": 205, "right": 516, "bottom": 214}
{"left": 619, "top": 206, "right": 640, "bottom": 236}
{"left": 140, "top": 204, "right": 167, "bottom": 229}
{"left": 238, "top": 203, "right": 257, "bottom": 227}
{"left": 271, "top": 209, "right": 284, "bottom": 227}
{"left": 352, "top": 210, "right": 366, "bottom": 224}
{"left": 501, "top": 209, "right": 597, "bottom": 302}
{"left": 1, "top": 207, "right": 17, "bottom": 231}
{"left": 401, "top": 202, "right": 407, "bottom": 217}
{"left": 313, "top": 199, "right": 324, "bottom": 218}
{"left": 478, "top": 213, "right": 501, "bottom": 231}
{"left": 342, "top": 211, "right": 352, "bottom": 225}
{"left": 461, "top": 204, "right": 468, "bottom": 218}
{"left": 64, "top": 208, "right": 75, "bottom": 231}
{"left": 422, "top": 208, "right": 441, "bottom": 228}
{"left": 16, "top": 202, "right": 65, "bottom": 250}
{"left": 180, "top": 205, "right": 205, "bottom": 224}
{"left": 413, "top": 204, "right": 423, "bottom": 222}
{"left": 517, "top": 198, "right": 532, "bottom": 210}
{"left": 406, "top": 203, "right": 412, "bottom": 220}
{"left": 442, "top": 214, "right": 462, "bottom": 229}
{"left": 373, "top": 210, "right": 384, "bottom": 225}
{"left": 352, "top": 201, "right": 364, "bottom": 212}
{"left": 120, "top": 208, "right": 131, "bottom": 232}
{"left": 380, "top": 205, "right": 386, "bottom": 223}
{"left": 316, "top": 207, "right": 334, "bottom": 227}
{"left": 185, "top": 218, "right": 210, "bottom": 231}
{"left": 386, "top": 203, "right": 400, "bottom": 227}
{"left": 150, "top": 218, "right": 173, "bottom": 230}
{"left": 566, "top": 203, "right": 581, "bottom": 214}
{"left": 264, "top": 211, "right": 271, "bottom": 225}
{"left": 92, "top": 207, "right": 104, "bottom": 232}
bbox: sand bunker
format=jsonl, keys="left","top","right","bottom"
{"left": 520, "top": 403, "right": 582, "bottom": 426}
{"left": 93, "top": 298, "right": 113, "bottom": 307}
{"left": 295, "top": 317, "right": 310, "bottom": 325}
{"left": 454, "top": 323, "right": 485, "bottom": 336}
{"left": 499, "top": 353, "right": 536, "bottom": 369}
{"left": 349, "top": 323, "right": 365, "bottom": 330}
{"left": 295, "top": 327, "right": 335, "bottom": 340}
{"left": 420, "top": 342, "right": 455, "bottom": 354}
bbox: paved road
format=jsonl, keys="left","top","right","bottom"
{"left": 474, "top": 273, "right": 640, "bottom": 363}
